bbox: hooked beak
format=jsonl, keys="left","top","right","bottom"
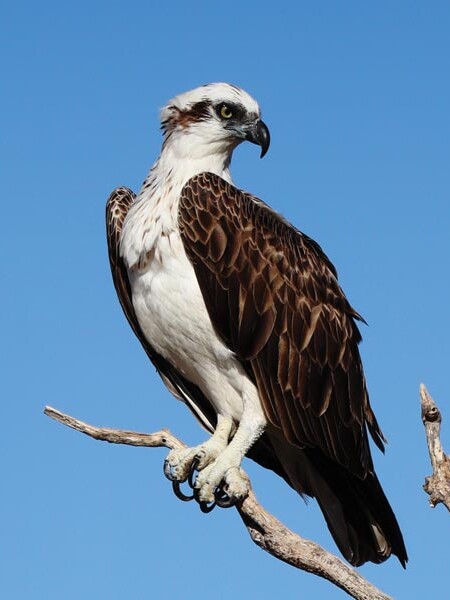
{"left": 245, "top": 119, "right": 270, "bottom": 158}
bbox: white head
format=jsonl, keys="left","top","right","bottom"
{"left": 159, "top": 83, "right": 270, "bottom": 161}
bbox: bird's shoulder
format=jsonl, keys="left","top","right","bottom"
{"left": 178, "top": 172, "right": 363, "bottom": 321}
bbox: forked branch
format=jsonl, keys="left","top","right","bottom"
{"left": 420, "top": 384, "right": 450, "bottom": 511}
{"left": 44, "top": 405, "right": 392, "bottom": 600}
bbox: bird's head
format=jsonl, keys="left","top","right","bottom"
{"left": 159, "top": 83, "right": 270, "bottom": 161}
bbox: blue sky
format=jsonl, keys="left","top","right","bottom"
{"left": 2, "top": 2, "right": 449, "bottom": 598}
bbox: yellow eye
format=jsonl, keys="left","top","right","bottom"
{"left": 220, "top": 104, "right": 233, "bottom": 119}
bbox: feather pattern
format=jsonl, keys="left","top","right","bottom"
{"left": 106, "top": 186, "right": 218, "bottom": 432}
{"left": 178, "top": 172, "right": 384, "bottom": 479}
{"left": 105, "top": 82, "right": 407, "bottom": 567}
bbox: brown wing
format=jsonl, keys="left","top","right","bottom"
{"left": 106, "top": 187, "right": 217, "bottom": 431}
{"left": 178, "top": 173, "right": 385, "bottom": 479}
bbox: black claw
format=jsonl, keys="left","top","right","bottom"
{"left": 172, "top": 481, "right": 195, "bottom": 502}
{"left": 188, "top": 456, "right": 201, "bottom": 488}
{"left": 193, "top": 486, "right": 201, "bottom": 503}
{"left": 199, "top": 500, "right": 216, "bottom": 513}
{"left": 214, "top": 485, "right": 237, "bottom": 508}
{"left": 168, "top": 456, "right": 235, "bottom": 513}
{"left": 215, "top": 494, "right": 236, "bottom": 508}
{"left": 192, "top": 483, "right": 216, "bottom": 512}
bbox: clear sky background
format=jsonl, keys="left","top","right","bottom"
{"left": 2, "top": 2, "right": 449, "bottom": 599}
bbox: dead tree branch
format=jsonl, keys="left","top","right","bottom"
{"left": 420, "top": 384, "right": 450, "bottom": 511}
{"left": 44, "top": 405, "right": 392, "bottom": 600}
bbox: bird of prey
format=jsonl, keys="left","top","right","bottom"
{"left": 106, "top": 83, "right": 407, "bottom": 567}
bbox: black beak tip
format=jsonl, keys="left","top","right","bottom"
{"left": 246, "top": 119, "right": 270, "bottom": 159}
{"left": 258, "top": 120, "right": 270, "bottom": 158}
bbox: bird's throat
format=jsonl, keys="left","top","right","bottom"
{"left": 119, "top": 142, "right": 233, "bottom": 270}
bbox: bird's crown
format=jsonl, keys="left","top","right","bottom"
{"left": 160, "top": 83, "right": 260, "bottom": 133}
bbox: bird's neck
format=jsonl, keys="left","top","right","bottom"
{"left": 141, "top": 137, "right": 233, "bottom": 198}
{"left": 120, "top": 137, "right": 233, "bottom": 269}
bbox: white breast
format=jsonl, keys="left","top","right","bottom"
{"left": 123, "top": 196, "right": 255, "bottom": 423}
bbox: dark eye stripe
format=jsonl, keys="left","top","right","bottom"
{"left": 215, "top": 102, "right": 246, "bottom": 121}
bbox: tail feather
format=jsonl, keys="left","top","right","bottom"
{"left": 305, "top": 448, "right": 407, "bottom": 567}
{"left": 251, "top": 433, "right": 407, "bottom": 567}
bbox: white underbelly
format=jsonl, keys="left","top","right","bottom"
{"left": 128, "top": 231, "right": 255, "bottom": 422}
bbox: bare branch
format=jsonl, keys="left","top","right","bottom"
{"left": 420, "top": 384, "right": 450, "bottom": 511}
{"left": 44, "top": 405, "right": 392, "bottom": 600}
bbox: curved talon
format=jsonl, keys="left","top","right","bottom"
{"left": 192, "top": 485, "right": 216, "bottom": 512}
{"left": 172, "top": 481, "right": 195, "bottom": 502}
{"left": 199, "top": 500, "right": 216, "bottom": 513}
{"left": 164, "top": 458, "right": 177, "bottom": 481}
{"left": 193, "top": 486, "right": 201, "bottom": 503}
{"left": 188, "top": 456, "right": 201, "bottom": 489}
{"left": 214, "top": 485, "right": 237, "bottom": 508}
{"left": 215, "top": 494, "right": 236, "bottom": 508}
{"left": 165, "top": 455, "right": 232, "bottom": 510}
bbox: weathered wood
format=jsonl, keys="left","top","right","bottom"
{"left": 44, "top": 405, "right": 392, "bottom": 600}
{"left": 420, "top": 385, "right": 450, "bottom": 511}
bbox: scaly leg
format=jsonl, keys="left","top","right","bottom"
{"left": 193, "top": 406, "right": 266, "bottom": 505}
{"left": 164, "top": 414, "right": 234, "bottom": 484}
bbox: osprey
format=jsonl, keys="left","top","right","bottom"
{"left": 106, "top": 83, "right": 407, "bottom": 567}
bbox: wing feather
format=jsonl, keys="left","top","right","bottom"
{"left": 178, "top": 173, "right": 385, "bottom": 478}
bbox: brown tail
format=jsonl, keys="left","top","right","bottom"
{"left": 249, "top": 433, "right": 407, "bottom": 567}
{"left": 300, "top": 447, "right": 407, "bottom": 567}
